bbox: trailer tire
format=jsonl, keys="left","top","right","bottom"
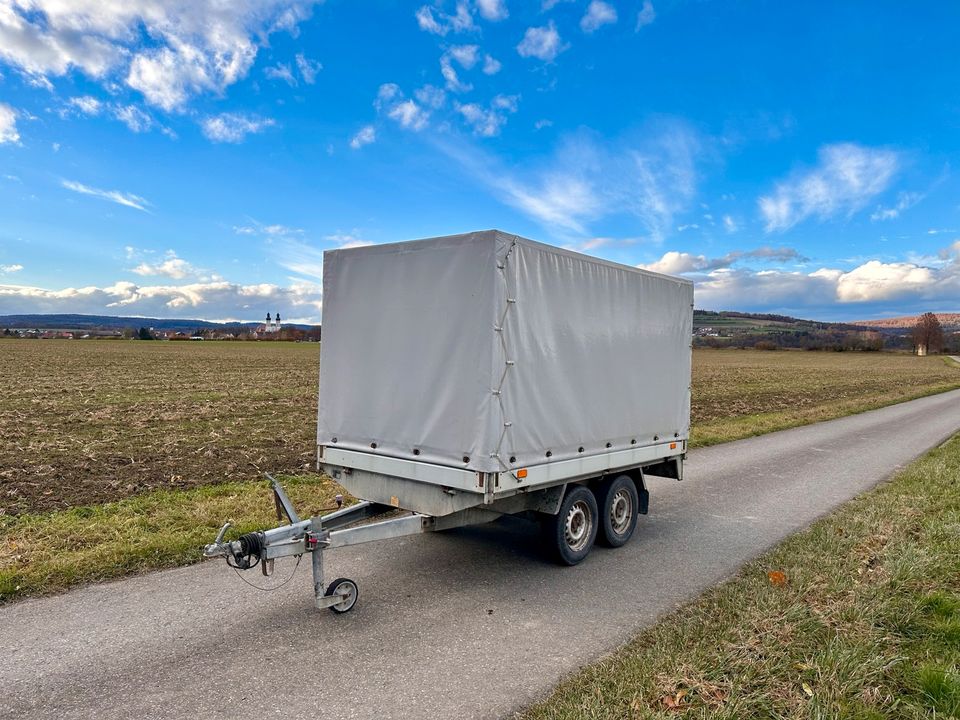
{"left": 547, "top": 485, "right": 598, "bottom": 565}
{"left": 325, "top": 577, "right": 359, "bottom": 613}
{"left": 596, "top": 474, "right": 639, "bottom": 548}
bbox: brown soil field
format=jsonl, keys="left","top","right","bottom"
{"left": 2, "top": 341, "right": 958, "bottom": 515}
{"left": 2, "top": 340, "right": 319, "bottom": 514}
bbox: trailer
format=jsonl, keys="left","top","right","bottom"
{"left": 204, "top": 230, "right": 693, "bottom": 612}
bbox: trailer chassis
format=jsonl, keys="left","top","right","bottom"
{"left": 203, "top": 475, "right": 566, "bottom": 613}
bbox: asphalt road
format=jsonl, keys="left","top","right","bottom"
{"left": 4, "top": 389, "right": 960, "bottom": 720}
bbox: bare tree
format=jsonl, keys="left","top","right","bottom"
{"left": 912, "top": 312, "right": 944, "bottom": 354}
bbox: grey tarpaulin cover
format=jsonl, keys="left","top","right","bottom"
{"left": 318, "top": 230, "right": 693, "bottom": 473}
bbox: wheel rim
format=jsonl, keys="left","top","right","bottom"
{"left": 609, "top": 488, "right": 633, "bottom": 536}
{"left": 564, "top": 499, "right": 593, "bottom": 552}
{"left": 333, "top": 581, "right": 357, "bottom": 611}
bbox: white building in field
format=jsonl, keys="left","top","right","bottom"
{"left": 258, "top": 312, "right": 282, "bottom": 335}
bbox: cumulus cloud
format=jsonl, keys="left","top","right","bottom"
{"left": 374, "top": 84, "right": 430, "bottom": 131}
{"left": 691, "top": 240, "right": 960, "bottom": 316}
{"left": 722, "top": 214, "right": 738, "bottom": 233}
{"left": 834, "top": 260, "right": 935, "bottom": 302}
{"left": 482, "top": 54, "right": 501, "bottom": 74}
{"left": 440, "top": 47, "right": 477, "bottom": 92}
{"left": 415, "top": 3, "right": 475, "bottom": 36}
{"left": 130, "top": 250, "right": 205, "bottom": 280}
{"left": 0, "top": 264, "right": 23, "bottom": 273}
{"left": 415, "top": 85, "right": 446, "bottom": 109}
{"left": 201, "top": 113, "right": 275, "bottom": 143}
{"left": 67, "top": 96, "right": 102, "bottom": 115}
{"left": 0, "top": 103, "right": 20, "bottom": 144}
{"left": 517, "top": 21, "right": 566, "bottom": 62}
{"left": 455, "top": 94, "right": 519, "bottom": 137}
{"left": 476, "top": 0, "right": 508, "bottom": 21}
{"left": 0, "top": 1, "right": 318, "bottom": 111}
{"left": 349, "top": 124, "right": 376, "bottom": 149}
{"left": 758, "top": 143, "right": 900, "bottom": 231}
{"left": 635, "top": 0, "right": 656, "bottom": 30}
{"left": 62, "top": 179, "right": 150, "bottom": 211}
{"left": 580, "top": 1, "right": 617, "bottom": 33}
{"left": 0, "top": 279, "right": 323, "bottom": 322}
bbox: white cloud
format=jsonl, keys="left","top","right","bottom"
{"left": 723, "top": 214, "right": 738, "bottom": 233}
{"left": 325, "top": 232, "right": 374, "bottom": 249}
{"left": 349, "top": 124, "right": 376, "bottom": 149}
{"left": 273, "top": 238, "right": 325, "bottom": 278}
{"left": 834, "top": 260, "right": 934, "bottom": 302}
{"left": 114, "top": 104, "right": 153, "bottom": 132}
{"left": 130, "top": 251, "right": 203, "bottom": 280}
{"left": 640, "top": 251, "right": 708, "bottom": 275}
{"left": 388, "top": 100, "right": 429, "bottom": 130}
{"left": 482, "top": 54, "right": 501, "bottom": 75}
{"left": 692, "top": 240, "right": 960, "bottom": 314}
{"left": 758, "top": 143, "right": 900, "bottom": 231}
{"left": 542, "top": 0, "right": 573, "bottom": 10}
{"left": 534, "top": 118, "right": 553, "bottom": 130}
{"left": 440, "top": 121, "right": 701, "bottom": 237}
{"left": 0, "top": 279, "right": 323, "bottom": 322}
{"left": 375, "top": 85, "right": 431, "bottom": 131}
{"left": 61, "top": 179, "right": 149, "bottom": 211}
{"left": 414, "top": 2, "right": 475, "bottom": 36}
{"left": 0, "top": 1, "right": 318, "bottom": 111}
{"left": 455, "top": 94, "right": 519, "bottom": 137}
{"left": 233, "top": 221, "right": 303, "bottom": 236}
{"left": 0, "top": 264, "right": 23, "bottom": 273}
{"left": 517, "top": 21, "right": 566, "bottom": 62}
{"left": 476, "top": 0, "right": 508, "bottom": 21}
{"left": 449, "top": 45, "right": 480, "bottom": 69}
{"left": 68, "top": 96, "right": 103, "bottom": 115}
{"left": 64, "top": 97, "right": 169, "bottom": 135}
{"left": 201, "top": 113, "right": 275, "bottom": 143}
{"left": 639, "top": 246, "right": 805, "bottom": 275}
{"left": 0, "top": 103, "right": 20, "bottom": 144}
{"left": 870, "top": 191, "right": 923, "bottom": 221}
{"left": 264, "top": 62, "right": 296, "bottom": 86}
{"left": 440, "top": 48, "right": 477, "bottom": 92}
{"left": 295, "top": 53, "right": 321, "bottom": 84}
{"left": 580, "top": 1, "right": 617, "bottom": 33}
{"left": 635, "top": 0, "right": 656, "bottom": 30}
{"left": 415, "top": 84, "right": 446, "bottom": 109}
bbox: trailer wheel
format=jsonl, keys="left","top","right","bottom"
{"left": 547, "top": 485, "right": 598, "bottom": 565}
{"left": 325, "top": 578, "right": 359, "bottom": 613}
{"left": 596, "top": 474, "right": 639, "bottom": 548}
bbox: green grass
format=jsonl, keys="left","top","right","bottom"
{"left": 518, "top": 434, "right": 960, "bottom": 720}
{"left": 0, "top": 474, "right": 345, "bottom": 602}
{"left": 690, "top": 349, "right": 960, "bottom": 446}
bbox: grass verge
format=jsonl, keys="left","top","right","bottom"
{"left": 519, "top": 434, "right": 960, "bottom": 719}
{"left": 0, "top": 474, "right": 344, "bottom": 603}
{"left": 691, "top": 379, "right": 960, "bottom": 446}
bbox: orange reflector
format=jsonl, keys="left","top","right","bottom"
{"left": 517, "top": 468, "right": 528, "bottom": 479}
{"left": 670, "top": 442, "right": 677, "bottom": 450}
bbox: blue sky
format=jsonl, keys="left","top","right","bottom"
{"left": 0, "top": 0, "right": 959, "bottom": 324}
